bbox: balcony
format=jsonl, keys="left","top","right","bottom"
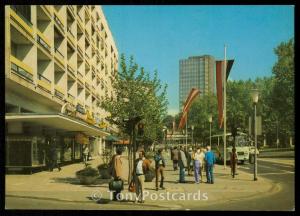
{"left": 54, "top": 86, "right": 65, "bottom": 100}
{"left": 10, "top": 55, "right": 33, "bottom": 82}
{"left": 54, "top": 47, "right": 65, "bottom": 67}
{"left": 77, "top": 46, "right": 84, "bottom": 59}
{"left": 67, "top": 5, "right": 76, "bottom": 19}
{"left": 53, "top": 12, "right": 65, "bottom": 34}
{"left": 36, "top": 29, "right": 51, "bottom": 53}
{"left": 10, "top": 6, "right": 33, "bottom": 38}
{"left": 40, "top": 5, "right": 52, "bottom": 19}
{"left": 67, "top": 93, "right": 76, "bottom": 104}
{"left": 67, "top": 64, "right": 76, "bottom": 78}
{"left": 37, "top": 73, "right": 51, "bottom": 93}
{"left": 85, "top": 82, "right": 91, "bottom": 91}
{"left": 67, "top": 27, "right": 76, "bottom": 48}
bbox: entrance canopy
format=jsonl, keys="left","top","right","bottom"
{"left": 5, "top": 113, "right": 110, "bottom": 137}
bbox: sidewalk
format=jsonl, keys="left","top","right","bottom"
{"left": 5, "top": 154, "right": 281, "bottom": 210}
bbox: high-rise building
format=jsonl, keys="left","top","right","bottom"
{"left": 179, "top": 55, "right": 215, "bottom": 110}
{"left": 5, "top": 5, "right": 118, "bottom": 173}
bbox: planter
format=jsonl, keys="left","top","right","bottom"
{"left": 77, "top": 175, "right": 98, "bottom": 185}
{"left": 97, "top": 164, "right": 112, "bottom": 179}
{"left": 75, "top": 166, "right": 99, "bottom": 185}
{"left": 99, "top": 168, "right": 111, "bottom": 179}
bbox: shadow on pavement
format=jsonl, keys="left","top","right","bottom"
{"left": 50, "top": 177, "right": 111, "bottom": 186}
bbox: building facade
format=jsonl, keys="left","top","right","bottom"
{"left": 179, "top": 55, "right": 215, "bottom": 110}
{"left": 5, "top": 5, "right": 118, "bottom": 173}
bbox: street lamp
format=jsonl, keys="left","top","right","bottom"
{"left": 208, "top": 114, "right": 212, "bottom": 146}
{"left": 191, "top": 125, "right": 194, "bottom": 149}
{"left": 251, "top": 89, "right": 259, "bottom": 181}
{"left": 276, "top": 120, "right": 279, "bottom": 149}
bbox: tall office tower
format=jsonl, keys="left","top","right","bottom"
{"left": 179, "top": 55, "right": 215, "bottom": 110}
{"left": 5, "top": 5, "right": 118, "bottom": 173}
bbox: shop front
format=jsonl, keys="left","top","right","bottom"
{"left": 5, "top": 113, "right": 109, "bottom": 174}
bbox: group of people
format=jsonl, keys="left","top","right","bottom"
{"left": 171, "top": 145, "right": 216, "bottom": 184}
{"left": 108, "top": 144, "right": 238, "bottom": 203}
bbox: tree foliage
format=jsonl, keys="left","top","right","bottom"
{"left": 101, "top": 54, "right": 168, "bottom": 143}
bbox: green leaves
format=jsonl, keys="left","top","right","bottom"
{"left": 100, "top": 54, "right": 168, "bottom": 143}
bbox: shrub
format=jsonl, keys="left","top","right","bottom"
{"left": 76, "top": 166, "right": 99, "bottom": 177}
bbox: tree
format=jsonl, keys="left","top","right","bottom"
{"left": 100, "top": 54, "right": 168, "bottom": 182}
{"left": 270, "top": 38, "right": 294, "bottom": 146}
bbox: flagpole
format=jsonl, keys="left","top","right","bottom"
{"left": 224, "top": 45, "right": 227, "bottom": 170}
{"left": 186, "top": 111, "right": 188, "bottom": 150}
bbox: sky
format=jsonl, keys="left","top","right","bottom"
{"left": 102, "top": 5, "right": 294, "bottom": 116}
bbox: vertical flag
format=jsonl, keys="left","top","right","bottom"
{"left": 216, "top": 59, "right": 234, "bottom": 128}
{"left": 178, "top": 88, "right": 200, "bottom": 129}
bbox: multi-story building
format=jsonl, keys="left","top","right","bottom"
{"left": 5, "top": 5, "right": 118, "bottom": 173}
{"left": 179, "top": 55, "right": 215, "bottom": 110}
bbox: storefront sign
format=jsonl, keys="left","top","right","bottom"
{"left": 75, "top": 133, "right": 89, "bottom": 145}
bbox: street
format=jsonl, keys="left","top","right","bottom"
{"left": 198, "top": 157, "right": 295, "bottom": 211}
{"left": 5, "top": 154, "right": 294, "bottom": 210}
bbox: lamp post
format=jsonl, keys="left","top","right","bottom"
{"left": 276, "top": 120, "right": 279, "bottom": 149}
{"left": 208, "top": 114, "right": 212, "bottom": 146}
{"left": 251, "top": 89, "right": 259, "bottom": 181}
{"left": 191, "top": 125, "right": 194, "bottom": 149}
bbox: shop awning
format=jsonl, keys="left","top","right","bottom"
{"left": 115, "top": 139, "right": 130, "bottom": 145}
{"left": 5, "top": 113, "right": 110, "bottom": 137}
{"left": 105, "top": 135, "right": 120, "bottom": 142}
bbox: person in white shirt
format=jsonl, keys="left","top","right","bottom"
{"left": 193, "top": 147, "right": 203, "bottom": 183}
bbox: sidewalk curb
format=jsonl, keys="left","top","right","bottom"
{"left": 6, "top": 194, "right": 182, "bottom": 209}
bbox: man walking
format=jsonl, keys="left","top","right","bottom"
{"left": 171, "top": 146, "right": 179, "bottom": 171}
{"left": 133, "top": 151, "right": 150, "bottom": 203}
{"left": 205, "top": 145, "right": 216, "bottom": 184}
{"left": 230, "top": 148, "right": 238, "bottom": 178}
{"left": 187, "top": 147, "right": 194, "bottom": 176}
{"left": 49, "top": 137, "right": 61, "bottom": 172}
{"left": 178, "top": 146, "right": 187, "bottom": 183}
{"left": 154, "top": 149, "right": 166, "bottom": 191}
{"left": 110, "top": 148, "right": 124, "bottom": 201}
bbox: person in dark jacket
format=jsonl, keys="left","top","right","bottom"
{"left": 49, "top": 137, "right": 61, "bottom": 172}
{"left": 205, "top": 145, "right": 216, "bottom": 184}
{"left": 171, "top": 146, "right": 179, "bottom": 171}
{"left": 178, "top": 146, "right": 187, "bottom": 183}
{"left": 154, "top": 149, "right": 166, "bottom": 191}
{"left": 230, "top": 148, "right": 238, "bottom": 178}
{"left": 110, "top": 148, "right": 123, "bottom": 201}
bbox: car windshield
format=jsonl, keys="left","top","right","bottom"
{"left": 234, "top": 136, "right": 248, "bottom": 147}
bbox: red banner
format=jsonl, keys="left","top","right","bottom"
{"left": 216, "top": 60, "right": 234, "bottom": 128}
{"left": 178, "top": 88, "right": 200, "bottom": 129}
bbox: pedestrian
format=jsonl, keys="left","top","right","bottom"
{"left": 178, "top": 146, "right": 187, "bottom": 183}
{"left": 205, "top": 145, "right": 216, "bottom": 184}
{"left": 154, "top": 149, "right": 166, "bottom": 191}
{"left": 230, "top": 147, "right": 238, "bottom": 178}
{"left": 199, "top": 148, "right": 206, "bottom": 181}
{"left": 171, "top": 146, "right": 179, "bottom": 171}
{"left": 187, "top": 147, "right": 194, "bottom": 176}
{"left": 45, "top": 138, "right": 51, "bottom": 171}
{"left": 133, "top": 151, "right": 151, "bottom": 203}
{"left": 83, "top": 145, "right": 89, "bottom": 166}
{"left": 111, "top": 148, "right": 124, "bottom": 201}
{"left": 49, "top": 137, "right": 61, "bottom": 172}
{"left": 193, "top": 147, "right": 203, "bottom": 183}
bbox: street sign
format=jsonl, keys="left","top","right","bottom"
{"left": 249, "top": 116, "right": 262, "bottom": 136}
